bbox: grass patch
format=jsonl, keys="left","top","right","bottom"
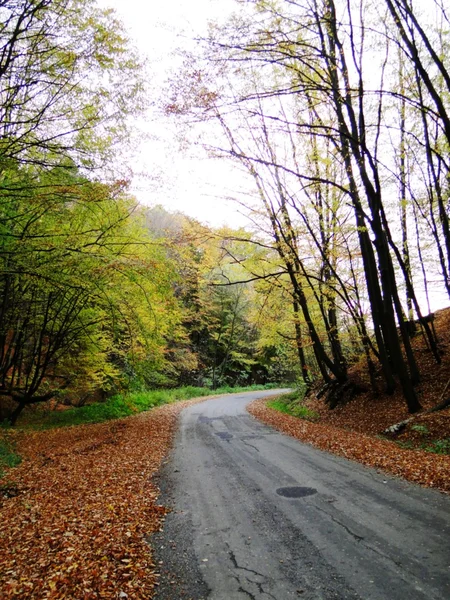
{"left": 267, "top": 387, "right": 319, "bottom": 422}
{"left": 267, "top": 399, "right": 295, "bottom": 415}
{"left": 411, "top": 424, "right": 429, "bottom": 435}
{"left": 394, "top": 437, "right": 450, "bottom": 455}
{"left": 18, "top": 384, "right": 281, "bottom": 430}
{"left": 0, "top": 437, "right": 21, "bottom": 477}
{"left": 273, "top": 388, "right": 306, "bottom": 403}
{"left": 424, "top": 438, "right": 450, "bottom": 455}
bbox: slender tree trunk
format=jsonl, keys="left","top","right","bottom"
{"left": 293, "top": 299, "right": 311, "bottom": 387}
{"left": 320, "top": 0, "right": 421, "bottom": 411}
{"left": 398, "top": 70, "right": 414, "bottom": 327}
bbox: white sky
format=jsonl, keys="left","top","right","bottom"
{"left": 97, "top": 0, "right": 252, "bottom": 229}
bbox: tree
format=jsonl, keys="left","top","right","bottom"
{"left": 165, "top": 0, "right": 450, "bottom": 412}
{"left": 0, "top": 0, "right": 165, "bottom": 423}
{"left": 0, "top": 0, "right": 144, "bottom": 173}
{"left": 0, "top": 163, "right": 189, "bottom": 423}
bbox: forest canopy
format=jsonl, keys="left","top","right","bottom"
{"left": 166, "top": 0, "right": 450, "bottom": 413}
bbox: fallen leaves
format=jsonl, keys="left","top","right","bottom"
{"left": 247, "top": 399, "right": 450, "bottom": 493}
{"left": 2, "top": 310, "right": 450, "bottom": 596}
{"left": 246, "top": 307, "right": 450, "bottom": 494}
{"left": 0, "top": 399, "right": 206, "bottom": 599}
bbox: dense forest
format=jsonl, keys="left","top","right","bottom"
{"left": 1, "top": 0, "right": 449, "bottom": 424}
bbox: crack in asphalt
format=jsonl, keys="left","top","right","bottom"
{"left": 228, "top": 548, "right": 265, "bottom": 578}
{"left": 241, "top": 438, "right": 261, "bottom": 453}
{"left": 228, "top": 547, "right": 278, "bottom": 600}
{"left": 313, "top": 504, "right": 365, "bottom": 542}
{"left": 363, "top": 541, "right": 404, "bottom": 569}
{"left": 310, "top": 505, "right": 404, "bottom": 576}
{"left": 238, "top": 585, "right": 257, "bottom": 600}
{"left": 254, "top": 581, "right": 278, "bottom": 600}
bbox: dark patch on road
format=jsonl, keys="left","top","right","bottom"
{"left": 276, "top": 486, "right": 318, "bottom": 498}
{"left": 198, "top": 416, "right": 222, "bottom": 424}
{"left": 215, "top": 431, "right": 234, "bottom": 441}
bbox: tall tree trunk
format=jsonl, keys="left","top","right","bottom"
{"left": 321, "top": 0, "right": 421, "bottom": 411}
{"left": 398, "top": 68, "right": 414, "bottom": 327}
{"left": 293, "top": 299, "right": 311, "bottom": 387}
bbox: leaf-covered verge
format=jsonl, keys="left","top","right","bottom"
{"left": 250, "top": 382, "right": 450, "bottom": 494}
{"left": 301, "top": 306, "right": 450, "bottom": 435}
{"left": 249, "top": 397, "right": 450, "bottom": 492}
{"left": 249, "top": 309, "right": 450, "bottom": 493}
{"left": 0, "top": 398, "right": 211, "bottom": 599}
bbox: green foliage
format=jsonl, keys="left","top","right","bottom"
{"left": 274, "top": 387, "right": 307, "bottom": 404}
{"left": 394, "top": 434, "right": 450, "bottom": 455}
{"left": 0, "top": 165, "right": 190, "bottom": 422}
{"left": 266, "top": 400, "right": 295, "bottom": 415}
{"left": 0, "top": 438, "right": 21, "bottom": 477}
{"left": 0, "top": 0, "right": 146, "bottom": 171}
{"left": 267, "top": 387, "right": 319, "bottom": 421}
{"left": 425, "top": 439, "right": 450, "bottom": 455}
{"left": 18, "top": 384, "right": 279, "bottom": 429}
{"left": 168, "top": 221, "right": 299, "bottom": 389}
{"left": 0, "top": 0, "right": 163, "bottom": 424}
{"left": 0, "top": 167, "right": 289, "bottom": 424}
{"left": 411, "top": 424, "right": 429, "bottom": 434}
{"left": 1, "top": 0, "right": 302, "bottom": 424}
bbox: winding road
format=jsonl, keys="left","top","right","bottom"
{"left": 153, "top": 390, "right": 450, "bottom": 600}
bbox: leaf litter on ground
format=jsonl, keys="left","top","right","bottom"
{"left": 0, "top": 399, "right": 207, "bottom": 599}
{"left": 247, "top": 307, "right": 450, "bottom": 494}
{"left": 2, "top": 303, "right": 450, "bottom": 599}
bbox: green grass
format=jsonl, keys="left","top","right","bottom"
{"left": 273, "top": 388, "right": 306, "bottom": 403}
{"left": 267, "top": 399, "right": 296, "bottom": 415}
{"left": 18, "top": 383, "right": 281, "bottom": 430}
{"left": 267, "top": 386, "right": 319, "bottom": 422}
{"left": 411, "top": 424, "right": 429, "bottom": 434}
{"left": 394, "top": 437, "right": 450, "bottom": 455}
{"left": 424, "top": 438, "right": 450, "bottom": 455}
{"left": 0, "top": 438, "right": 21, "bottom": 477}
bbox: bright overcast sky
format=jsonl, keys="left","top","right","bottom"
{"left": 96, "top": 0, "right": 252, "bottom": 229}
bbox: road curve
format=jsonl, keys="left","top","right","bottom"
{"left": 152, "top": 390, "right": 450, "bottom": 600}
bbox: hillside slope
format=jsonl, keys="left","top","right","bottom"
{"left": 249, "top": 307, "right": 450, "bottom": 492}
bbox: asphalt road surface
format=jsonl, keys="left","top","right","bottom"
{"left": 153, "top": 390, "right": 450, "bottom": 600}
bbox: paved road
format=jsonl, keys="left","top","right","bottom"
{"left": 153, "top": 390, "right": 450, "bottom": 600}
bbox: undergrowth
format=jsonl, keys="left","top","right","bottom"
{"left": 391, "top": 421, "right": 450, "bottom": 455}
{"left": 267, "top": 386, "right": 319, "bottom": 421}
{"left": 17, "top": 384, "right": 280, "bottom": 430}
{"left": 396, "top": 437, "right": 450, "bottom": 455}
{"left": 426, "top": 438, "right": 450, "bottom": 454}
{"left": 0, "top": 437, "right": 21, "bottom": 477}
